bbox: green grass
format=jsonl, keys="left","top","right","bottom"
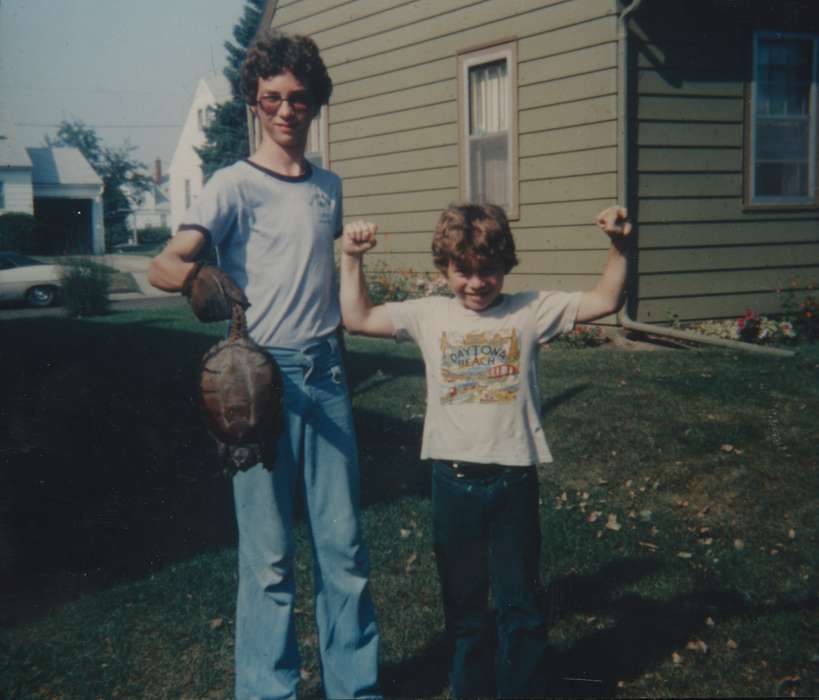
{"left": 0, "top": 307, "right": 817, "bottom": 698}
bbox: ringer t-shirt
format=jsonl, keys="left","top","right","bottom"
{"left": 179, "top": 159, "right": 343, "bottom": 349}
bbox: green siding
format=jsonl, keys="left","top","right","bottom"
{"left": 271, "top": 0, "right": 619, "bottom": 286}
{"left": 632, "top": 2, "right": 819, "bottom": 322}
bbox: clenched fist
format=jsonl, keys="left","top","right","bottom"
{"left": 594, "top": 206, "right": 633, "bottom": 240}
{"left": 341, "top": 220, "right": 378, "bottom": 257}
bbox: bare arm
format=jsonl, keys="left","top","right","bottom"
{"left": 147, "top": 229, "right": 209, "bottom": 292}
{"left": 339, "top": 221, "right": 396, "bottom": 338}
{"left": 576, "top": 206, "right": 633, "bottom": 323}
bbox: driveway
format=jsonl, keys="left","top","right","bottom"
{"left": 0, "top": 254, "right": 183, "bottom": 319}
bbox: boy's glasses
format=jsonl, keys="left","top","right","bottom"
{"left": 257, "top": 92, "right": 312, "bottom": 114}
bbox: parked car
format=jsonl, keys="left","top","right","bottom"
{"left": 0, "top": 252, "right": 62, "bottom": 307}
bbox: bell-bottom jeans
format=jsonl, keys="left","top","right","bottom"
{"left": 232, "top": 333, "right": 380, "bottom": 700}
{"left": 431, "top": 460, "right": 548, "bottom": 698}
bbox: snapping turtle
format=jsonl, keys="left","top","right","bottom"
{"left": 198, "top": 302, "right": 284, "bottom": 474}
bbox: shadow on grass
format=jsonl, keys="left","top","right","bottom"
{"left": 379, "top": 556, "right": 819, "bottom": 698}
{"left": 0, "top": 317, "right": 432, "bottom": 627}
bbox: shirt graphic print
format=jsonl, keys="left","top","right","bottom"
{"left": 439, "top": 329, "right": 522, "bottom": 405}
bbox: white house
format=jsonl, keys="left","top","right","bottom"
{"left": 169, "top": 74, "right": 232, "bottom": 233}
{"left": 127, "top": 158, "right": 170, "bottom": 232}
{"left": 1, "top": 113, "right": 104, "bottom": 253}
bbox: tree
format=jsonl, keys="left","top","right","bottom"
{"left": 47, "top": 120, "right": 151, "bottom": 232}
{"left": 196, "top": 0, "right": 266, "bottom": 180}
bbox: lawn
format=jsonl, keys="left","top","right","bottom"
{"left": 0, "top": 305, "right": 817, "bottom": 698}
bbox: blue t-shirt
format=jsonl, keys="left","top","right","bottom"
{"left": 180, "top": 159, "right": 343, "bottom": 348}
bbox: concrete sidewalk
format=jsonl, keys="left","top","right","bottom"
{"left": 96, "top": 254, "right": 178, "bottom": 301}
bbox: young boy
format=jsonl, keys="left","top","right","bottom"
{"left": 339, "top": 203, "right": 631, "bottom": 698}
{"left": 149, "top": 32, "right": 380, "bottom": 700}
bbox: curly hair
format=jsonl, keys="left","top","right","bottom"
{"left": 241, "top": 31, "right": 333, "bottom": 109}
{"left": 432, "top": 204, "right": 519, "bottom": 274}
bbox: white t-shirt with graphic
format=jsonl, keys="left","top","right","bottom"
{"left": 180, "top": 159, "right": 342, "bottom": 349}
{"left": 387, "top": 291, "right": 581, "bottom": 466}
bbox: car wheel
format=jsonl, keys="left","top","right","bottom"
{"left": 26, "top": 285, "right": 57, "bottom": 307}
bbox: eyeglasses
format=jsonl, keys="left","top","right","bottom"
{"left": 256, "top": 91, "right": 313, "bottom": 114}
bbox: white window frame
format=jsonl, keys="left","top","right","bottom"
{"left": 305, "top": 106, "right": 330, "bottom": 169}
{"left": 458, "top": 40, "right": 519, "bottom": 219}
{"left": 749, "top": 31, "right": 819, "bottom": 207}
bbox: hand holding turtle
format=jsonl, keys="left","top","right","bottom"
{"left": 183, "top": 262, "right": 250, "bottom": 323}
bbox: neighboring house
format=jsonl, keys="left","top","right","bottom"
{"left": 169, "top": 74, "right": 232, "bottom": 233}
{"left": 254, "top": 0, "right": 819, "bottom": 323}
{"left": 1, "top": 114, "right": 104, "bottom": 253}
{"left": 127, "top": 158, "right": 170, "bottom": 231}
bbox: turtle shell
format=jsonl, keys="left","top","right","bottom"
{"left": 198, "top": 305, "right": 283, "bottom": 473}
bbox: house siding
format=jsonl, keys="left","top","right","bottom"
{"left": 632, "top": 2, "right": 819, "bottom": 323}
{"left": 271, "top": 0, "right": 620, "bottom": 294}
{"left": 0, "top": 170, "right": 34, "bottom": 215}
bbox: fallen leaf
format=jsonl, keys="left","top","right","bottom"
{"left": 587, "top": 511, "right": 601, "bottom": 523}
{"left": 639, "top": 509, "right": 653, "bottom": 521}
{"left": 560, "top": 491, "right": 568, "bottom": 502}
{"left": 300, "top": 669, "right": 312, "bottom": 681}
{"left": 405, "top": 552, "right": 418, "bottom": 574}
{"left": 705, "top": 616, "right": 715, "bottom": 627}
{"left": 788, "top": 528, "right": 797, "bottom": 539}
{"left": 399, "top": 528, "right": 412, "bottom": 539}
{"left": 605, "top": 514, "right": 621, "bottom": 531}
{"left": 677, "top": 551, "right": 693, "bottom": 559}
{"left": 726, "top": 639, "right": 738, "bottom": 650}
{"left": 686, "top": 639, "right": 709, "bottom": 654}
{"left": 672, "top": 652, "right": 683, "bottom": 665}
{"left": 209, "top": 618, "right": 223, "bottom": 630}
{"left": 638, "top": 541, "right": 658, "bottom": 550}
{"left": 734, "top": 539, "right": 745, "bottom": 550}
{"left": 617, "top": 680, "right": 625, "bottom": 689}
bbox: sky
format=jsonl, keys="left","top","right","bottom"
{"left": 0, "top": 0, "right": 245, "bottom": 172}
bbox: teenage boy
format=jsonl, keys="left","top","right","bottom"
{"left": 149, "top": 32, "right": 380, "bottom": 700}
{"left": 339, "top": 203, "right": 631, "bottom": 698}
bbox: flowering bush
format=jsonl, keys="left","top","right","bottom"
{"left": 779, "top": 277, "right": 818, "bottom": 343}
{"left": 549, "top": 324, "right": 608, "bottom": 349}
{"left": 690, "top": 312, "right": 798, "bottom": 346}
{"left": 364, "top": 263, "right": 452, "bottom": 305}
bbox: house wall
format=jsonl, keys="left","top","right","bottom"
{"left": 0, "top": 169, "right": 34, "bottom": 215}
{"left": 631, "top": 2, "right": 819, "bottom": 322}
{"left": 169, "top": 81, "right": 217, "bottom": 233}
{"left": 271, "top": 0, "right": 620, "bottom": 296}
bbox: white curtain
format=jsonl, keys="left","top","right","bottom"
{"left": 468, "top": 60, "right": 509, "bottom": 207}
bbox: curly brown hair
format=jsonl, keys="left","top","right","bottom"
{"left": 431, "top": 204, "right": 519, "bottom": 274}
{"left": 241, "top": 31, "right": 333, "bottom": 109}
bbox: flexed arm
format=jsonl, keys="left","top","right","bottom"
{"left": 576, "top": 206, "right": 633, "bottom": 323}
{"left": 339, "top": 221, "right": 396, "bottom": 338}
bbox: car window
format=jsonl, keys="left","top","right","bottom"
{"left": 0, "top": 256, "right": 14, "bottom": 270}
{"left": 5, "top": 253, "right": 43, "bottom": 267}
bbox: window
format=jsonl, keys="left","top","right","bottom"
{"left": 749, "top": 32, "right": 818, "bottom": 206}
{"left": 458, "top": 41, "right": 519, "bottom": 218}
{"left": 305, "top": 107, "right": 329, "bottom": 169}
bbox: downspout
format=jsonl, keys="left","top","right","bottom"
{"left": 615, "top": 1, "right": 795, "bottom": 358}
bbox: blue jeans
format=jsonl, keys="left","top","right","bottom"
{"left": 431, "top": 461, "right": 547, "bottom": 698}
{"left": 232, "top": 333, "right": 380, "bottom": 700}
